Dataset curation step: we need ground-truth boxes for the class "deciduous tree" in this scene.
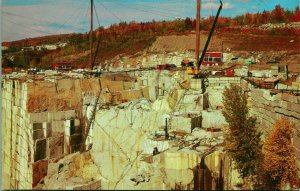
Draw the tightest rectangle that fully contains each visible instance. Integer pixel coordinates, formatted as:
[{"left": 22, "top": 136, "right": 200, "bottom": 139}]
[
  {"left": 263, "top": 118, "right": 299, "bottom": 189},
  {"left": 271, "top": 5, "right": 286, "bottom": 23},
  {"left": 243, "top": 12, "right": 253, "bottom": 25},
  {"left": 261, "top": 10, "right": 271, "bottom": 24},
  {"left": 290, "top": 6, "right": 300, "bottom": 22}
]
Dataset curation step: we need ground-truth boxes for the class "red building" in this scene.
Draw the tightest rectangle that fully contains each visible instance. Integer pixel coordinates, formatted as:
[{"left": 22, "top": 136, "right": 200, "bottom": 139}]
[
  {"left": 51, "top": 63, "right": 73, "bottom": 72},
  {"left": 2, "top": 67, "right": 13, "bottom": 74},
  {"left": 202, "top": 52, "right": 223, "bottom": 66}
]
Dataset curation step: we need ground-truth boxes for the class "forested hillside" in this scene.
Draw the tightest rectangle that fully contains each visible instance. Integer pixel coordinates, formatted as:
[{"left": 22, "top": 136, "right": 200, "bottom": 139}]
[{"left": 2, "top": 5, "right": 299, "bottom": 69}]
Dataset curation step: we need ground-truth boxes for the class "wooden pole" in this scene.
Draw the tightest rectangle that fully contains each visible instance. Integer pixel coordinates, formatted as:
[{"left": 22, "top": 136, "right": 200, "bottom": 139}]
[
  {"left": 195, "top": 0, "right": 201, "bottom": 68},
  {"left": 90, "top": 0, "right": 93, "bottom": 69}
]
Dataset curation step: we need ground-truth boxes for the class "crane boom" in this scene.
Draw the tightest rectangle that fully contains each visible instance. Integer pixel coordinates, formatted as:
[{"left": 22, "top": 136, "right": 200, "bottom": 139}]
[{"left": 197, "top": 0, "right": 223, "bottom": 72}]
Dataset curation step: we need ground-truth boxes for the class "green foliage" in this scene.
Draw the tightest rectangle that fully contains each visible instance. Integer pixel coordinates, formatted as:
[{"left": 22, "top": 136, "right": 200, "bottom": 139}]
[
  {"left": 222, "top": 84, "right": 262, "bottom": 179},
  {"left": 2, "top": 46, "right": 21, "bottom": 54},
  {"left": 173, "top": 19, "right": 186, "bottom": 32},
  {"left": 2, "top": 57, "right": 14, "bottom": 67},
  {"left": 68, "top": 34, "right": 85, "bottom": 45},
  {"left": 234, "top": 15, "right": 244, "bottom": 25}
]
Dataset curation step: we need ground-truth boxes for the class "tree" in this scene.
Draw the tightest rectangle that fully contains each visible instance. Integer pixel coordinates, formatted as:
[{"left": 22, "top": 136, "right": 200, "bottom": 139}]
[
  {"left": 271, "top": 5, "right": 286, "bottom": 23},
  {"left": 252, "top": 13, "right": 262, "bottom": 25},
  {"left": 290, "top": 6, "right": 300, "bottom": 22},
  {"left": 2, "top": 57, "right": 14, "bottom": 68},
  {"left": 184, "top": 17, "right": 193, "bottom": 30},
  {"left": 234, "top": 15, "right": 244, "bottom": 25},
  {"left": 222, "top": 84, "right": 262, "bottom": 180},
  {"left": 29, "top": 58, "right": 38, "bottom": 68},
  {"left": 14, "top": 52, "right": 30, "bottom": 69},
  {"left": 243, "top": 12, "right": 253, "bottom": 25},
  {"left": 263, "top": 118, "right": 299, "bottom": 189},
  {"left": 261, "top": 10, "right": 271, "bottom": 24},
  {"left": 284, "top": 9, "right": 294, "bottom": 23}
]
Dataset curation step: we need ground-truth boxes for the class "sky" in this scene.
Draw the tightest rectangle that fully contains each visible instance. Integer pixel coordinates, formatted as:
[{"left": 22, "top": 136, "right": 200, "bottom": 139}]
[{"left": 1, "top": 0, "right": 299, "bottom": 41}]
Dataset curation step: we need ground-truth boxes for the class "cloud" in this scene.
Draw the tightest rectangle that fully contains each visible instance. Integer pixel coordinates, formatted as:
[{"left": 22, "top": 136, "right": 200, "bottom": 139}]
[
  {"left": 235, "top": 9, "right": 248, "bottom": 15},
  {"left": 232, "top": 0, "right": 251, "bottom": 2},
  {"left": 202, "top": 2, "right": 234, "bottom": 10},
  {"left": 223, "top": 3, "right": 235, "bottom": 9},
  {"left": 251, "top": 5, "right": 258, "bottom": 10},
  {"left": 202, "top": 2, "right": 219, "bottom": 10},
  {"left": 2, "top": 0, "right": 49, "bottom": 6},
  {"left": 2, "top": 1, "right": 91, "bottom": 41}
]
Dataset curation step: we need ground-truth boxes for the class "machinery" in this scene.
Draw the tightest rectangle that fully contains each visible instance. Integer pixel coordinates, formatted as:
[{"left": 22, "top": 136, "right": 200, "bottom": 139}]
[
  {"left": 192, "top": 0, "right": 223, "bottom": 93},
  {"left": 194, "top": 0, "right": 223, "bottom": 77}
]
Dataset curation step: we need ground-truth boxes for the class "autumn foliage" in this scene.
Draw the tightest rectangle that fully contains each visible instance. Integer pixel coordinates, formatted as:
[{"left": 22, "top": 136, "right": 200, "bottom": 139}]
[
  {"left": 2, "top": 5, "right": 299, "bottom": 69},
  {"left": 231, "top": 5, "right": 300, "bottom": 26},
  {"left": 3, "top": 5, "right": 299, "bottom": 48},
  {"left": 263, "top": 118, "right": 299, "bottom": 189}
]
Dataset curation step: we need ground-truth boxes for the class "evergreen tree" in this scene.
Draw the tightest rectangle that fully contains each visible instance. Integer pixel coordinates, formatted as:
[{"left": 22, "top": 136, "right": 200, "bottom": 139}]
[
  {"left": 263, "top": 118, "right": 299, "bottom": 189},
  {"left": 2, "top": 57, "right": 14, "bottom": 68},
  {"left": 222, "top": 84, "right": 262, "bottom": 180}
]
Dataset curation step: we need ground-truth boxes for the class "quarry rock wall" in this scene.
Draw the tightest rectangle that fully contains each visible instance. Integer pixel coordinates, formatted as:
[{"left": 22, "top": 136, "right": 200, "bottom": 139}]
[
  {"left": 3, "top": 71, "right": 299, "bottom": 190},
  {"left": 201, "top": 110, "right": 227, "bottom": 129},
  {"left": 90, "top": 105, "right": 169, "bottom": 154},
  {"left": 89, "top": 100, "right": 204, "bottom": 189},
  {"left": 249, "top": 89, "right": 300, "bottom": 132},
  {"left": 140, "top": 52, "right": 194, "bottom": 67},
  {"left": 2, "top": 75, "right": 150, "bottom": 189},
  {"left": 2, "top": 80, "right": 33, "bottom": 189},
  {"left": 206, "top": 77, "right": 241, "bottom": 109},
  {"left": 249, "top": 89, "right": 300, "bottom": 169},
  {"left": 2, "top": 79, "right": 81, "bottom": 189}
]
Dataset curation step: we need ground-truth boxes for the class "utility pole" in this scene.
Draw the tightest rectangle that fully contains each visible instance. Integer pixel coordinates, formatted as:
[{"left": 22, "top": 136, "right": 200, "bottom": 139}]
[
  {"left": 221, "top": 41, "right": 223, "bottom": 62},
  {"left": 195, "top": 0, "right": 201, "bottom": 68},
  {"left": 90, "top": 0, "right": 93, "bottom": 70}
]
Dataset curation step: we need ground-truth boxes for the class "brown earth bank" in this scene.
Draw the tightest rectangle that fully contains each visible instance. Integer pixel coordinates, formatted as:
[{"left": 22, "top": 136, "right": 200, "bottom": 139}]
[
  {"left": 148, "top": 32, "right": 300, "bottom": 73},
  {"left": 58, "top": 31, "right": 300, "bottom": 66},
  {"left": 2, "top": 30, "right": 299, "bottom": 72},
  {"left": 150, "top": 32, "right": 300, "bottom": 52}
]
